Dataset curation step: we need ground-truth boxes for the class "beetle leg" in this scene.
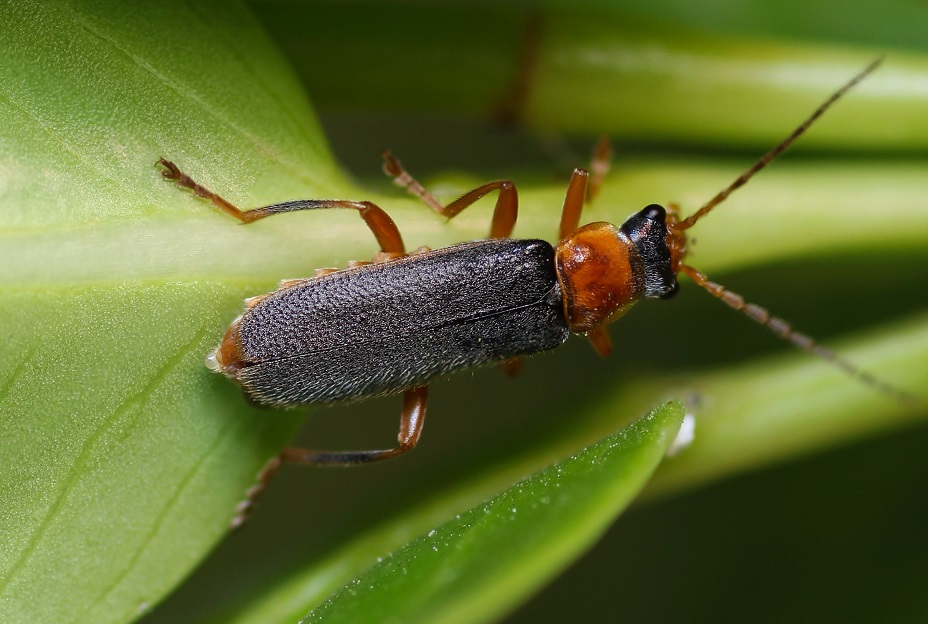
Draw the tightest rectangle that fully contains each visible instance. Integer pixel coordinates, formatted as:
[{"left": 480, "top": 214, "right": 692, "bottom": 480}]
[
  {"left": 498, "top": 357, "right": 524, "bottom": 377},
  {"left": 157, "top": 159, "right": 406, "bottom": 255},
  {"left": 381, "top": 151, "right": 518, "bottom": 239},
  {"left": 230, "top": 387, "right": 428, "bottom": 528},
  {"left": 262, "top": 199, "right": 406, "bottom": 255},
  {"left": 557, "top": 138, "right": 612, "bottom": 240},
  {"left": 283, "top": 386, "right": 428, "bottom": 466},
  {"left": 156, "top": 159, "right": 249, "bottom": 222},
  {"left": 586, "top": 136, "right": 613, "bottom": 204},
  {"left": 491, "top": 14, "right": 542, "bottom": 125},
  {"left": 585, "top": 327, "right": 613, "bottom": 357},
  {"left": 557, "top": 168, "right": 591, "bottom": 241}
]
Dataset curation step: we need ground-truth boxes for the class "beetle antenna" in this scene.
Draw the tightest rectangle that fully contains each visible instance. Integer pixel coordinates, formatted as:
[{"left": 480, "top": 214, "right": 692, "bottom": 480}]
[
  {"left": 680, "top": 264, "right": 919, "bottom": 405},
  {"left": 677, "top": 57, "right": 883, "bottom": 231}
]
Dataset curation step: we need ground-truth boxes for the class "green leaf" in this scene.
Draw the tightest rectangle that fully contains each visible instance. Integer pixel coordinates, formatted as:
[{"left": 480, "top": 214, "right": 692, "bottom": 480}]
[
  {"left": 0, "top": 2, "right": 337, "bottom": 622},
  {"left": 285, "top": 404, "right": 683, "bottom": 624}
]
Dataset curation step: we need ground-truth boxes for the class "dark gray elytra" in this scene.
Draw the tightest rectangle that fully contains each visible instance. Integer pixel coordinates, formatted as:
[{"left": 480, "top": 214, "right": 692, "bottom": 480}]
[{"left": 234, "top": 238, "right": 568, "bottom": 406}]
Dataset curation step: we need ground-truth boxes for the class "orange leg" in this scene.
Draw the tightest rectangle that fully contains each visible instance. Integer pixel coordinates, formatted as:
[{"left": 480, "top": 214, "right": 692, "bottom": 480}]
[
  {"left": 558, "top": 168, "right": 590, "bottom": 242},
  {"left": 382, "top": 152, "right": 518, "bottom": 239},
  {"left": 585, "top": 327, "right": 613, "bottom": 358},
  {"left": 498, "top": 357, "right": 524, "bottom": 376},
  {"left": 586, "top": 136, "right": 613, "bottom": 204},
  {"left": 556, "top": 168, "right": 615, "bottom": 356},
  {"left": 158, "top": 158, "right": 406, "bottom": 255},
  {"left": 231, "top": 386, "right": 429, "bottom": 528},
  {"left": 492, "top": 14, "right": 542, "bottom": 125}
]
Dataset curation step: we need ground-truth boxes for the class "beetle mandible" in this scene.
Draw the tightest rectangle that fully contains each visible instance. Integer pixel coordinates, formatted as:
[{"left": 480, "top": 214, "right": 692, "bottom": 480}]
[{"left": 159, "top": 59, "right": 902, "bottom": 525}]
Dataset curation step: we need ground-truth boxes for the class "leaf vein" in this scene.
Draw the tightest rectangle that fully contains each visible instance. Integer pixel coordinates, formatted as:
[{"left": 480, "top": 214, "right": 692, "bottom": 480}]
[{"left": 0, "top": 326, "right": 207, "bottom": 598}]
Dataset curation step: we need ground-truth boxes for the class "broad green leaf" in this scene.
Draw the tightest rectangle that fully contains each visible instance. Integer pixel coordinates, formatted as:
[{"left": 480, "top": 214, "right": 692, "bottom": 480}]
[{"left": 0, "top": 1, "right": 336, "bottom": 622}]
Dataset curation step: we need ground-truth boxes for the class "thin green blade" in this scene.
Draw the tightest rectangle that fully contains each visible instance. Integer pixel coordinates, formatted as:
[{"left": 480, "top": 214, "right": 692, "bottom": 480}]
[{"left": 303, "top": 403, "right": 684, "bottom": 624}]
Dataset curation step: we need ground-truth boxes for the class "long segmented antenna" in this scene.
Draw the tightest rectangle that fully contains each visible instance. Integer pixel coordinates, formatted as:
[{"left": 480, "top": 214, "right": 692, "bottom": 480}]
[
  {"left": 677, "top": 57, "right": 883, "bottom": 231},
  {"left": 670, "top": 58, "right": 918, "bottom": 406},
  {"left": 680, "top": 265, "right": 919, "bottom": 405}
]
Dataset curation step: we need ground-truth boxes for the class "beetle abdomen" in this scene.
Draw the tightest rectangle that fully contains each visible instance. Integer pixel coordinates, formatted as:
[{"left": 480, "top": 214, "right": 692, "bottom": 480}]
[{"left": 232, "top": 239, "right": 567, "bottom": 406}]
